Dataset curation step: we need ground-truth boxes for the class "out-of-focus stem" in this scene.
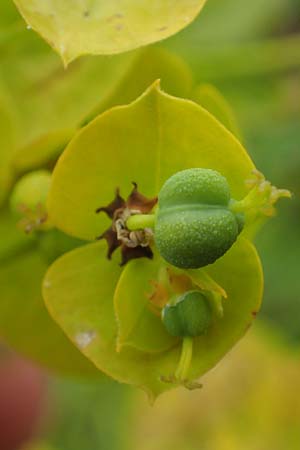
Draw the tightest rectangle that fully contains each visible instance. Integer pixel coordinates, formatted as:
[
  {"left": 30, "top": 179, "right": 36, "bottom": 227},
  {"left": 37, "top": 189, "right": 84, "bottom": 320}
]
[{"left": 175, "top": 337, "right": 193, "bottom": 381}]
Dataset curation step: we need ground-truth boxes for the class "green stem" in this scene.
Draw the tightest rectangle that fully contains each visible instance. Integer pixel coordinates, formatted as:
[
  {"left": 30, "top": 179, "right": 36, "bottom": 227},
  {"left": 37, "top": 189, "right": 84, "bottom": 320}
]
[
  {"left": 230, "top": 189, "right": 258, "bottom": 214},
  {"left": 126, "top": 214, "right": 155, "bottom": 231},
  {"left": 175, "top": 337, "right": 193, "bottom": 381}
]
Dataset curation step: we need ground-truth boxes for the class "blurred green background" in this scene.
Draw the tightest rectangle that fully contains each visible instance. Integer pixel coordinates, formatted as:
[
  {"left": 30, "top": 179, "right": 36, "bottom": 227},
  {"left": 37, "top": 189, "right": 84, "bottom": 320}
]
[{"left": 1, "top": 0, "right": 300, "bottom": 449}]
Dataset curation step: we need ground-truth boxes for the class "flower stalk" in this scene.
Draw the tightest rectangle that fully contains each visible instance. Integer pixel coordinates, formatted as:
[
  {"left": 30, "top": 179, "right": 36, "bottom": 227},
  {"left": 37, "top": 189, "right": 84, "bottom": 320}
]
[
  {"left": 126, "top": 213, "right": 156, "bottom": 231},
  {"left": 175, "top": 336, "right": 194, "bottom": 381}
]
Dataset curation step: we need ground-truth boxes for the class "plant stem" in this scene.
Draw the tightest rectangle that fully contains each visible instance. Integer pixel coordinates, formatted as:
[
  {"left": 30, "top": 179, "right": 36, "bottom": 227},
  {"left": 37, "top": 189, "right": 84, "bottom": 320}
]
[
  {"left": 126, "top": 214, "right": 155, "bottom": 231},
  {"left": 175, "top": 337, "right": 193, "bottom": 381},
  {"left": 230, "top": 189, "right": 259, "bottom": 214}
]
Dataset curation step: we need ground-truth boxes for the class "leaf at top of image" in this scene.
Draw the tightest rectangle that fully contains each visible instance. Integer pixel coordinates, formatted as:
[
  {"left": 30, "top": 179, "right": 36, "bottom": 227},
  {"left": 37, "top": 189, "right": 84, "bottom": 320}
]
[{"left": 13, "top": 0, "right": 207, "bottom": 65}]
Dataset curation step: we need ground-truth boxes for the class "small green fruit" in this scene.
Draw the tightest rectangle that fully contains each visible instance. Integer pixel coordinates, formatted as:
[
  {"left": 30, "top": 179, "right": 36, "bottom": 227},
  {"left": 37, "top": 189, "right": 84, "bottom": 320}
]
[
  {"left": 155, "top": 168, "right": 243, "bottom": 268},
  {"left": 162, "top": 290, "right": 212, "bottom": 337},
  {"left": 10, "top": 170, "right": 51, "bottom": 215}
]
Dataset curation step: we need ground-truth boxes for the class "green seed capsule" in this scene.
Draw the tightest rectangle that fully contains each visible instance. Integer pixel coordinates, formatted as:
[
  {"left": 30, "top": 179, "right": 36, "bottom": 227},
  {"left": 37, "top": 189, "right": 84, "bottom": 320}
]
[
  {"left": 162, "top": 290, "right": 212, "bottom": 337},
  {"left": 155, "top": 168, "right": 243, "bottom": 269},
  {"left": 10, "top": 170, "right": 51, "bottom": 215}
]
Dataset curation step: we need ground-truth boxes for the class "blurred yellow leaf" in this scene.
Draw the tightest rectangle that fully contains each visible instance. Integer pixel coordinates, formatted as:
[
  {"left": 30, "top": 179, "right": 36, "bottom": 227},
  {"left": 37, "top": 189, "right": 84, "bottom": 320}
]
[{"left": 13, "top": 0, "right": 207, "bottom": 65}]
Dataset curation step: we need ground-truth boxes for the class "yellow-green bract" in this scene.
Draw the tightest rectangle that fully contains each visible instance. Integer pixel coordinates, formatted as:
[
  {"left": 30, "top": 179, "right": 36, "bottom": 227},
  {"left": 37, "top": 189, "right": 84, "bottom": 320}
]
[{"left": 43, "top": 82, "right": 263, "bottom": 399}]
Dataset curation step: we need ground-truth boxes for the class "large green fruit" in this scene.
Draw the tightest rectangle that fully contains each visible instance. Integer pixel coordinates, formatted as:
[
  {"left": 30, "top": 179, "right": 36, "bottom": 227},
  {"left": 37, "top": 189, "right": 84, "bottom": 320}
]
[{"left": 155, "top": 168, "right": 244, "bottom": 268}]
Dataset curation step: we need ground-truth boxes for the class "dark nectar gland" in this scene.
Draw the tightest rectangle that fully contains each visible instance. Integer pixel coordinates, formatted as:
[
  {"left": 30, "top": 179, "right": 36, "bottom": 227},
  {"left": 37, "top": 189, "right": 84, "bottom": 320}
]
[{"left": 95, "top": 183, "right": 157, "bottom": 266}]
